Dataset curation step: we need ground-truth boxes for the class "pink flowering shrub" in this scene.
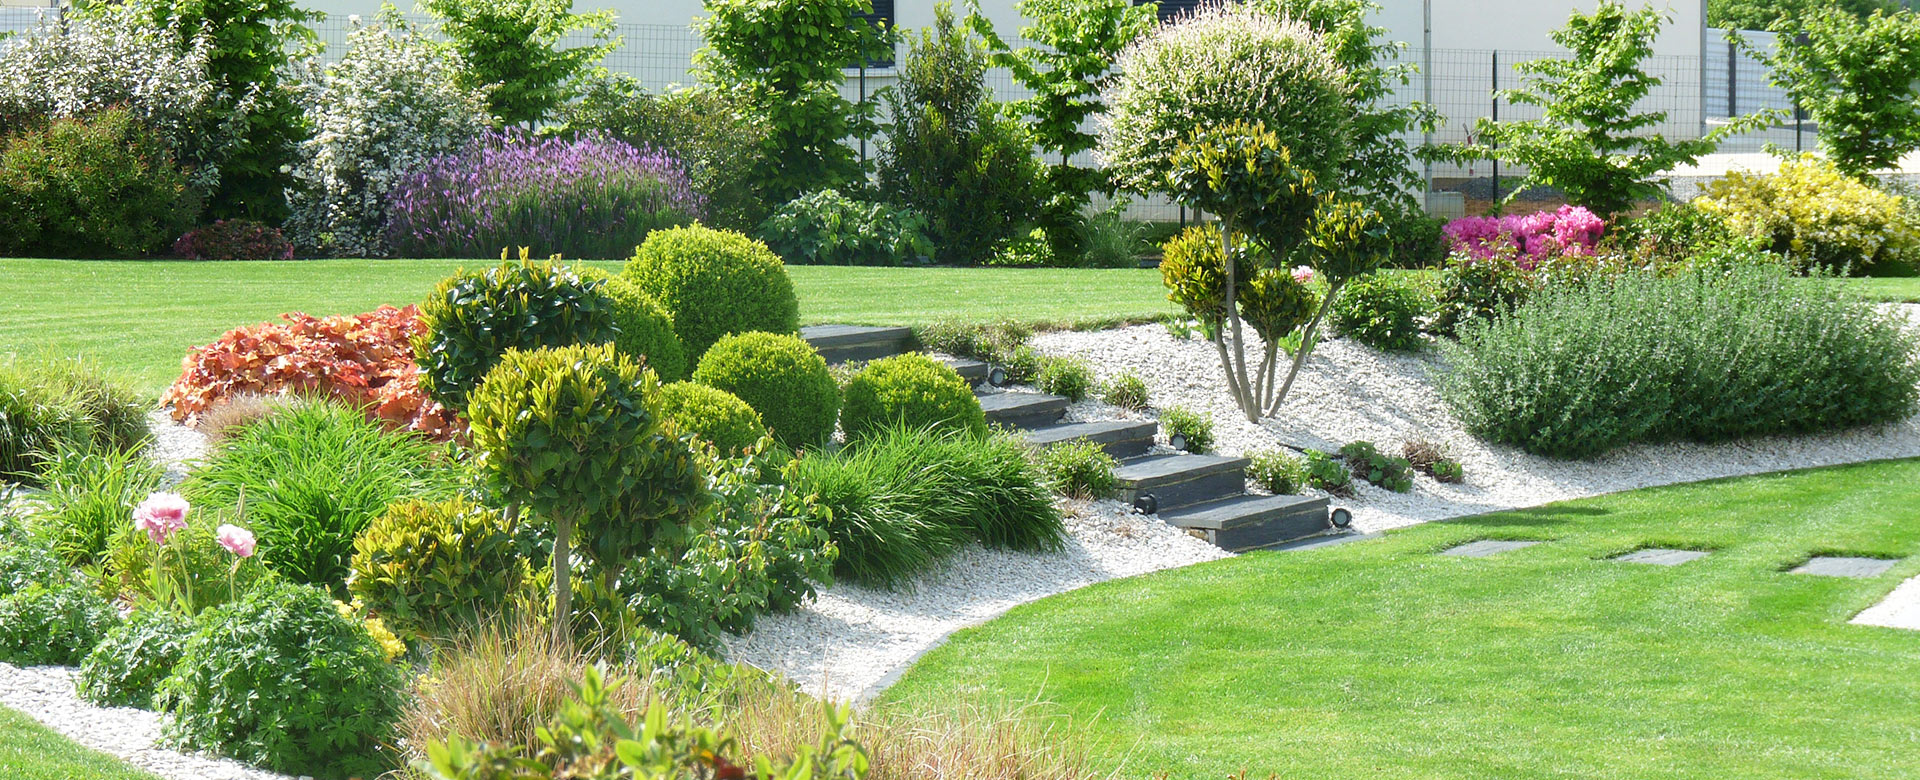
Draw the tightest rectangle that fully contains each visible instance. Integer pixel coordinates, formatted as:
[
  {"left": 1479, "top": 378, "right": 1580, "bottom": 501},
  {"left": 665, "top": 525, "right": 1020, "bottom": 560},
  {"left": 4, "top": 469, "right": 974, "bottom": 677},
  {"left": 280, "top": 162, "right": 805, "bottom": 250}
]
[{"left": 1443, "top": 205, "right": 1606, "bottom": 268}]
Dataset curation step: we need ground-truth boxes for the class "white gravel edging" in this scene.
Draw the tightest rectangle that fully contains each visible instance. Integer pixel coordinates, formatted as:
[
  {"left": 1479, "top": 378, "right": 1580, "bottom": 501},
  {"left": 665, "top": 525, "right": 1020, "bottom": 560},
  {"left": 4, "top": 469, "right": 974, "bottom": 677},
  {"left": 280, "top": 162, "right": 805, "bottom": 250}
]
[
  {"left": 0, "top": 663, "right": 298, "bottom": 780},
  {"left": 724, "top": 499, "right": 1227, "bottom": 703}
]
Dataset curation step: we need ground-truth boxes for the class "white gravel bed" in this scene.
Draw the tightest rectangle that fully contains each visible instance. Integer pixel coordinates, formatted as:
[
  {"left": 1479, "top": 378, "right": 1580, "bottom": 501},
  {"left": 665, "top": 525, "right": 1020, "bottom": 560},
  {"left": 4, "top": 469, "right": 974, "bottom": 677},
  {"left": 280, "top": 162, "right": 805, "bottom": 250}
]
[
  {"left": 1853, "top": 575, "right": 1920, "bottom": 631},
  {"left": 1031, "top": 309, "right": 1920, "bottom": 534},
  {"left": 724, "top": 498, "right": 1227, "bottom": 703},
  {"left": 144, "top": 409, "right": 208, "bottom": 488},
  {"left": 0, "top": 663, "right": 297, "bottom": 780}
]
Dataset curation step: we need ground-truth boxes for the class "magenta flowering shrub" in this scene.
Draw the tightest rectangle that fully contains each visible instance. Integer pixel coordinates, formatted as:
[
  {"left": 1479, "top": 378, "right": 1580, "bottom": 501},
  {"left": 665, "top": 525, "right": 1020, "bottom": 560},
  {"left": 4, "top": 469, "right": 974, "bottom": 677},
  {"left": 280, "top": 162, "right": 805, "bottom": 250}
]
[
  {"left": 1443, "top": 205, "right": 1606, "bottom": 267},
  {"left": 385, "top": 131, "right": 703, "bottom": 259},
  {"left": 172, "top": 219, "right": 295, "bottom": 260}
]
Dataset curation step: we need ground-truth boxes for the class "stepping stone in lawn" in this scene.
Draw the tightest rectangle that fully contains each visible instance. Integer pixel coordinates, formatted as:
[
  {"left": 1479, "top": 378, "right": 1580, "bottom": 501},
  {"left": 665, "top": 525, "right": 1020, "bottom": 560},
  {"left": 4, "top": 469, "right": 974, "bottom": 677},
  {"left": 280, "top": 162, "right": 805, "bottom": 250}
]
[
  {"left": 1439, "top": 540, "right": 1541, "bottom": 558},
  {"left": 1613, "top": 548, "right": 1711, "bottom": 566},
  {"left": 1853, "top": 575, "right": 1920, "bottom": 630},
  {"left": 1792, "top": 556, "right": 1900, "bottom": 578}
]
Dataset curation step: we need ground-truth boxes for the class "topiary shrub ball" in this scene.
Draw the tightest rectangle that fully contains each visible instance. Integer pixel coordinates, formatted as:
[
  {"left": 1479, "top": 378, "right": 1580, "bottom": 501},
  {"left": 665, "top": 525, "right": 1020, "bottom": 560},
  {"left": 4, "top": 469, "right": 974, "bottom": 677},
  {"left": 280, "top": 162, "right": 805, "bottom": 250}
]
[
  {"left": 347, "top": 497, "right": 527, "bottom": 640},
  {"left": 658, "top": 381, "right": 768, "bottom": 455},
  {"left": 839, "top": 353, "right": 986, "bottom": 442},
  {"left": 576, "top": 266, "right": 690, "bottom": 382},
  {"left": 156, "top": 581, "right": 407, "bottom": 780},
  {"left": 1101, "top": 4, "right": 1349, "bottom": 194},
  {"left": 623, "top": 225, "right": 799, "bottom": 363},
  {"left": 414, "top": 259, "right": 618, "bottom": 411},
  {"left": 691, "top": 332, "right": 839, "bottom": 450}
]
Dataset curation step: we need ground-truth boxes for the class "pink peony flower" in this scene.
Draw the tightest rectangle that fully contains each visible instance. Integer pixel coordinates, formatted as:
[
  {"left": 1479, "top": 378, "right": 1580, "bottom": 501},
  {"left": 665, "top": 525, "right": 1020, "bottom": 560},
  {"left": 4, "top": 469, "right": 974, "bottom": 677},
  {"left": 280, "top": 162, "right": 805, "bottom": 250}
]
[
  {"left": 216, "top": 524, "right": 256, "bottom": 558},
  {"left": 1291, "top": 265, "right": 1315, "bottom": 284},
  {"left": 133, "top": 493, "right": 190, "bottom": 545}
]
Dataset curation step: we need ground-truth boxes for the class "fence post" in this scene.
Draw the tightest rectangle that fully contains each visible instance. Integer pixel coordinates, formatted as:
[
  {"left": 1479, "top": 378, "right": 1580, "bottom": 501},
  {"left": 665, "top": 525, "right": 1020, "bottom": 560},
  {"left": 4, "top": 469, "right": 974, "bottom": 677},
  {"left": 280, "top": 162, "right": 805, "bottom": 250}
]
[
  {"left": 1726, "top": 39, "right": 1737, "bottom": 117},
  {"left": 1490, "top": 50, "right": 1500, "bottom": 208}
]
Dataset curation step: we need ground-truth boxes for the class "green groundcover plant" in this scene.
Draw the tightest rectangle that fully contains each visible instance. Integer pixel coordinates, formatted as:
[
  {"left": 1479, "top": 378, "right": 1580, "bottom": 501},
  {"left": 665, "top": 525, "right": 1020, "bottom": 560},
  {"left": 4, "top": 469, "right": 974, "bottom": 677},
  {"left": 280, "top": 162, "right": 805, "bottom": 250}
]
[{"left": 1442, "top": 265, "right": 1920, "bottom": 458}]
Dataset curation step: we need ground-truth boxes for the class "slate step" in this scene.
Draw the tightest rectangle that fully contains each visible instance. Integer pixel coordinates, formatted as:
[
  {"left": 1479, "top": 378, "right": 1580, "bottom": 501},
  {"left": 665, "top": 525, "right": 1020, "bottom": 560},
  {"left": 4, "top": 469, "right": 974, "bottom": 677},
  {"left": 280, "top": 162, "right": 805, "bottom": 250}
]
[
  {"left": 944, "top": 357, "right": 989, "bottom": 385},
  {"left": 800, "top": 324, "right": 914, "bottom": 365},
  {"left": 1021, "top": 419, "right": 1158, "bottom": 459},
  {"left": 1115, "top": 453, "right": 1249, "bottom": 513},
  {"left": 1159, "top": 494, "right": 1331, "bottom": 552},
  {"left": 980, "top": 392, "right": 1069, "bottom": 430}
]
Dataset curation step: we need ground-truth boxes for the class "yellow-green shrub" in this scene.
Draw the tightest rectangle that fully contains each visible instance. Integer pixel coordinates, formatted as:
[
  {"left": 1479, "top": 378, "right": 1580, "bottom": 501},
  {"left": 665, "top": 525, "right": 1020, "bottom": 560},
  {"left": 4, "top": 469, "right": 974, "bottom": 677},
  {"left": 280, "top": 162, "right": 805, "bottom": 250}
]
[
  {"left": 576, "top": 267, "right": 688, "bottom": 382},
  {"left": 623, "top": 225, "right": 799, "bottom": 363},
  {"left": 657, "top": 381, "right": 767, "bottom": 455},
  {"left": 691, "top": 332, "right": 839, "bottom": 450},
  {"left": 347, "top": 497, "right": 527, "bottom": 640},
  {"left": 839, "top": 353, "right": 985, "bottom": 441},
  {"left": 1695, "top": 155, "right": 1919, "bottom": 275}
]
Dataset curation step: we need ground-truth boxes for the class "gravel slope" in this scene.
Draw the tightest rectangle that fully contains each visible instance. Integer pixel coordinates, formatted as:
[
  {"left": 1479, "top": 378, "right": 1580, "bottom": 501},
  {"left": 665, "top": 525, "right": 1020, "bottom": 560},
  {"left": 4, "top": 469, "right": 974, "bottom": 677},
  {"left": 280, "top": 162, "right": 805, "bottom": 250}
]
[{"left": 1030, "top": 309, "right": 1920, "bottom": 533}]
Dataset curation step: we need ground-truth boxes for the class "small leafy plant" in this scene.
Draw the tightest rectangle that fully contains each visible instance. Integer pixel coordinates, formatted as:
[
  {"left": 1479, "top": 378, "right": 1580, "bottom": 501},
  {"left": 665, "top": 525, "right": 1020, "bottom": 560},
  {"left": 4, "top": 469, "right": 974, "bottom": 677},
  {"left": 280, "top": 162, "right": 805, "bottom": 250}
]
[
  {"left": 77, "top": 609, "right": 193, "bottom": 709},
  {"left": 1303, "top": 448, "right": 1355, "bottom": 497},
  {"left": 1332, "top": 272, "right": 1431, "bottom": 352},
  {"left": 1402, "top": 439, "right": 1465, "bottom": 484},
  {"left": 1035, "top": 440, "right": 1119, "bottom": 499},
  {"left": 158, "top": 581, "right": 407, "bottom": 780},
  {"left": 1160, "top": 406, "right": 1215, "bottom": 454},
  {"left": 1247, "top": 449, "right": 1306, "bottom": 495},
  {"left": 1102, "top": 370, "right": 1151, "bottom": 411},
  {"left": 1035, "top": 356, "right": 1096, "bottom": 401},
  {"left": 1339, "top": 440, "right": 1414, "bottom": 493}
]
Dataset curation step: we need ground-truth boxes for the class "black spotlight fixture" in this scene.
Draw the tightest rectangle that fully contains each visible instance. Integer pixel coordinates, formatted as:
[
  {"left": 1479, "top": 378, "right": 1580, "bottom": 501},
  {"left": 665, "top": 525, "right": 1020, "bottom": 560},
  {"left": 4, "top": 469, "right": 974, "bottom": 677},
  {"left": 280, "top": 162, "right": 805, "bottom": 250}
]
[
  {"left": 1329, "top": 507, "right": 1354, "bottom": 530},
  {"left": 1169, "top": 432, "right": 1190, "bottom": 452},
  {"left": 1133, "top": 492, "right": 1159, "bottom": 515},
  {"left": 987, "top": 366, "right": 1009, "bottom": 387}
]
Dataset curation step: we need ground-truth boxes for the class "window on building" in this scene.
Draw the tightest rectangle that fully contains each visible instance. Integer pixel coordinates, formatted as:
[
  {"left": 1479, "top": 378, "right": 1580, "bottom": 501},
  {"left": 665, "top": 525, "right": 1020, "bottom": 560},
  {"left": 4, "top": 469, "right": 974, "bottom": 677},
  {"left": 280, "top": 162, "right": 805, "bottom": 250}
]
[
  {"left": 1143, "top": 0, "right": 1205, "bottom": 22},
  {"left": 854, "top": 0, "right": 897, "bottom": 68}
]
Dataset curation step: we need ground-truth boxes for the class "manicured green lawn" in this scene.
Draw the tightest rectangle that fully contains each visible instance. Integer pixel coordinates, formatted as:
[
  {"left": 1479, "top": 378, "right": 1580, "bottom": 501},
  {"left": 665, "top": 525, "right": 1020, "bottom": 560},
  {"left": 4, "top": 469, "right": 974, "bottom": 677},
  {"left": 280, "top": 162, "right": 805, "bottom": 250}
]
[
  {"left": 882, "top": 459, "right": 1920, "bottom": 779},
  {"left": 1850, "top": 276, "right": 1920, "bottom": 303},
  {"left": 0, "top": 706, "right": 159, "bottom": 780},
  {"left": 1, "top": 259, "right": 1175, "bottom": 396}
]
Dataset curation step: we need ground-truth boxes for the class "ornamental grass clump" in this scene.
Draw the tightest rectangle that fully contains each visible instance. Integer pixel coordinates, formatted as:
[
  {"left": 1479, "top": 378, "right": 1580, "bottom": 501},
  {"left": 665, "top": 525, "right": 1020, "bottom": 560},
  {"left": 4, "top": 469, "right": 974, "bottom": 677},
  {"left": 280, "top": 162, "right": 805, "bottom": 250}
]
[
  {"left": 1442, "top": 265, "right": 1920, "bottom": 459},
  {"left": 183, "top": 401, "right": 459, "bottom": 589},
  {"left": 791, "top": 425, "right": 1060, "bottom": 589},
  {"left": 386, "top": 131, "right": 703, "bottom": 259}
]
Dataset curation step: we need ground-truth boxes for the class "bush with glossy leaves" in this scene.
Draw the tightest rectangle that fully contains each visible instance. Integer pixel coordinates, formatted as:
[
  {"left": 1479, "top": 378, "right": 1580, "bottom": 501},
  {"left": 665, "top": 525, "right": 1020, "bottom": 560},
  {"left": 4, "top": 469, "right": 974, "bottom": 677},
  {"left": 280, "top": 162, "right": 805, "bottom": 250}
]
[
  {"left": 415, "top": 259, "right": 619, "bottom": 411},
  {"left": 347, "top": 497, "right": 527, "bottom": 640}
]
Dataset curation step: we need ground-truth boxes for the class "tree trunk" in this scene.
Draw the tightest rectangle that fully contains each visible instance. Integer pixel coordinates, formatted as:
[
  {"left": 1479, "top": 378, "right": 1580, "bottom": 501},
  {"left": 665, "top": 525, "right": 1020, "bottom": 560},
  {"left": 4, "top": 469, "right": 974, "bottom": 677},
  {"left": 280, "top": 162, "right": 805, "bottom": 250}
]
[{"left": 1265, "top": 278, "right": 1345, "bottom": 418}]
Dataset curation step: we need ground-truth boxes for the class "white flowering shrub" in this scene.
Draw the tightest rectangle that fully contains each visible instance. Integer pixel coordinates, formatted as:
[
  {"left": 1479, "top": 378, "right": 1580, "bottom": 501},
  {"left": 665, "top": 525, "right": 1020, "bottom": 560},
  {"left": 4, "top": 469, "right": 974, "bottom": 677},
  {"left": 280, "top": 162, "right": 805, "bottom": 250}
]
[
  {"left": 0, "top": 6, "right": 240, "bottom": 196},
  {"left": 284, "top": 9, "right": 493, "bottom": 257},
  {"left": 1099, "top": 4, "right": 1349, "bottom": 193}
]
